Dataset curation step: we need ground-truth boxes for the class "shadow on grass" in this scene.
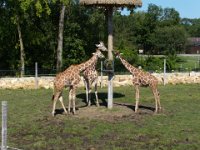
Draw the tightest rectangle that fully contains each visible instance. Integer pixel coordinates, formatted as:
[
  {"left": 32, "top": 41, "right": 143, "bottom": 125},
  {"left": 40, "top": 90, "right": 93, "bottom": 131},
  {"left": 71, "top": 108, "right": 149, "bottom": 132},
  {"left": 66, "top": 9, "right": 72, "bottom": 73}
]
[
  {"left": 76, "top": 92, "right": 125, "bottom": 107},
  {"left": 114, "top": 102, "right": 155, "bottom": 112},
  {"left": 54, "top": 92, "right": 125, "bottom": 116}
]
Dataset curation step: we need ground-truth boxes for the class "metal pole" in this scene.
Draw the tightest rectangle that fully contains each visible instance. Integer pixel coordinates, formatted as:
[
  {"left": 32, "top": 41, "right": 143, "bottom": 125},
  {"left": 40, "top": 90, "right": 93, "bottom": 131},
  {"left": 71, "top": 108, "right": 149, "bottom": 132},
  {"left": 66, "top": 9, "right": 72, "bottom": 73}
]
[
  {"left": 35, "top": 62, "right": 38, "bottom": 89},
  {"left": 108, "top": 61, "right": 114, "bottom": 109},
  {"left": 1, "top": 101, "right": 7, "bottom": 150},
  {"left": 107, "top": 73, "right": 113, "bottom": 109},
  {"left": 163, "top": 59, "right": 166, "bottom": 85},
  {"left": 107, "top": 7, "right": 114, "bottom": 109}
]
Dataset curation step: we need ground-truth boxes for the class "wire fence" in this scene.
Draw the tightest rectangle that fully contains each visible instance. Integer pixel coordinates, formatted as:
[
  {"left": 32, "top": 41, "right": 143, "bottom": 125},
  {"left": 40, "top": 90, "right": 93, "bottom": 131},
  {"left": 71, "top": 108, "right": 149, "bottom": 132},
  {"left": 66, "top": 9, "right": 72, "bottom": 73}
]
[
  {"left": 0, "top": 57, "right": 200, "bottom": 77},
  {"left": 0, "top": 68, "right": 57, "bottom": 77}
]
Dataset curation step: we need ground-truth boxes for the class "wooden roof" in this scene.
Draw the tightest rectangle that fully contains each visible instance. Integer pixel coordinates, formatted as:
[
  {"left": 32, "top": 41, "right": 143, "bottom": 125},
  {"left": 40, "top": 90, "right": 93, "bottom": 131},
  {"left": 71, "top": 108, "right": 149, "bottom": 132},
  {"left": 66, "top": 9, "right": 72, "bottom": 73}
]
[{"left": 79, "top": 0, "right": 142, "bottom": 7}]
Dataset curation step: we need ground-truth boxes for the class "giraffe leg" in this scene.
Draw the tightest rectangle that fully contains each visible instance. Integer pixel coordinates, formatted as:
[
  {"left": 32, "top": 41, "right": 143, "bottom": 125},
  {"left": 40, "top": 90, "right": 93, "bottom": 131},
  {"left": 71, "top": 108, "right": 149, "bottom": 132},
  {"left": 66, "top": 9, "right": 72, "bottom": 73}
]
[
  {"left": 84, "top": 80, "right": 89, "bottom": 105},
  {"left": 135, "top": 85, "right": 140, "bottom": 113},
  {"left": 88, "top": 84, "right": 91, "bottom": 106},
  {"left": 58, "top": 96, "right": 67, "bottom": 115},
  {"left": 151, "top": 86, "right": 158, "bottom": 113},
  {"left": 94, "top": 81, "right": 99, "bottom": 107},
  {"left": 68, "top": 88, "right": 72, "bottom": 114},
  {"left": 156, "top": 89, "right": 162, "bottom": 112},
  {"left": 52, "top": 92, "right": 61, "bottom": 117},
  {"left": 72, "top": 87, "right": 77, "bottom": 115}
]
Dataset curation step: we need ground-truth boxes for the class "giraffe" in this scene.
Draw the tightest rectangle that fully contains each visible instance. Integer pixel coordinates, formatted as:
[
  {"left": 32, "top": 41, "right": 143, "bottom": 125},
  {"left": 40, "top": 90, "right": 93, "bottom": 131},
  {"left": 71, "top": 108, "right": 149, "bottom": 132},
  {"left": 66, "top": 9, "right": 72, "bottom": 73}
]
[
  {"left": 51, "top": 44, "right": 106, "bottom": 116},
  {"left": 83, "top": 63, "right": 100, "bottom": 106},
  {"left": 114, "top": 51, "right": 161, "bottom": 113},
  {"left": 83, "top": 41, "right": 107, "bottom": 107}
]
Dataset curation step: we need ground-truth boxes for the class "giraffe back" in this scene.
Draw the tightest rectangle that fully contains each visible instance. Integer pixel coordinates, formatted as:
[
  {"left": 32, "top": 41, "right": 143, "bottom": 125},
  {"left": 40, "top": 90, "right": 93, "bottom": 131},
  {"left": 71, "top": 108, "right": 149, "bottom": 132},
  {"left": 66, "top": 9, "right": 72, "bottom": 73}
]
[
  {"left": 132, "top": 69, "right": 158, "bottom": 87},
  {"left": 54, "top": 65, "right": 81, "bottom": 91}
]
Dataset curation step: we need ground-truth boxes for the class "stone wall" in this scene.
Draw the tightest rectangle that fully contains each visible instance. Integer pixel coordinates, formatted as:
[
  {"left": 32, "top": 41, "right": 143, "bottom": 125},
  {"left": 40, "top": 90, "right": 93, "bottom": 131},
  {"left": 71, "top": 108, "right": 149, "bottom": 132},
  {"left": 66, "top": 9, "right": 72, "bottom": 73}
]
[{"left": 0, "top": 72, "right": 200, "bottom": 89}]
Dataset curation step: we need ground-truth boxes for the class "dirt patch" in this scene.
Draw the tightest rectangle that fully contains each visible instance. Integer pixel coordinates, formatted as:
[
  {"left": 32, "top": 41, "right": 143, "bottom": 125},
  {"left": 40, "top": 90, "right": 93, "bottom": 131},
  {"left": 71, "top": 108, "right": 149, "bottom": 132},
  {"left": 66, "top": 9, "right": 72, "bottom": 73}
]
[{"left": 73, "top": 102, "right": 155, "bottom": 122}]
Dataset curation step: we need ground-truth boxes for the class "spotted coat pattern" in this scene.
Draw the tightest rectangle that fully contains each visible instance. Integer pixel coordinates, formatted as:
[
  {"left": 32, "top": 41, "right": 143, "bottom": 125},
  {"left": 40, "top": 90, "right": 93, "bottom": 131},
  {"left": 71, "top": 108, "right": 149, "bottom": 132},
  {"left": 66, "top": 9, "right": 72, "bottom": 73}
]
[
  {"left": 115, "top": 52, "right": 161, "bottom": 113},
  {"left": 51, "top": 49, "right": 104, "bottom": 116}
]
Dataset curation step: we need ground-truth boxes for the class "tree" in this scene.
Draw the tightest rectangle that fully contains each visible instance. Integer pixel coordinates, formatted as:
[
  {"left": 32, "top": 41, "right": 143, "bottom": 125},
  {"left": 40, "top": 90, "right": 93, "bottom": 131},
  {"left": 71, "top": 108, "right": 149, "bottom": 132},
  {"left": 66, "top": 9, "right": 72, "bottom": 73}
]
[
  {"left": 56, "top": 3, "right": 66, "bottom": 72},
  {"left": 154, "top": 26, "right": 187, "bottom": 54},
  {"left": 6, "top": 0, "right": 27, "bottom": 76},
  {"left": 161, "top": 7, "right": 180, "bottom": 26},
  {"left": 181, "top": 18, "right": 200, "bottom": 37},
  {"left": 139, "top": 4, "right": 163, "bottom": 54}
]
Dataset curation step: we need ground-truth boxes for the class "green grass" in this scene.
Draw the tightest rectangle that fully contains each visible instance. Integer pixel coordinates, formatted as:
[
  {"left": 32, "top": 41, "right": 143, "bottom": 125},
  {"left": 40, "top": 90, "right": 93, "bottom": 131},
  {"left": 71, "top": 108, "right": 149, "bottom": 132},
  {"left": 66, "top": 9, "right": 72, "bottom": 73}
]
[
  {"left": 177, "top": 56, "right": 200, "bottom": 71},
  {"left": 0, "top": 84, "right": 200, "bottom": 149}
]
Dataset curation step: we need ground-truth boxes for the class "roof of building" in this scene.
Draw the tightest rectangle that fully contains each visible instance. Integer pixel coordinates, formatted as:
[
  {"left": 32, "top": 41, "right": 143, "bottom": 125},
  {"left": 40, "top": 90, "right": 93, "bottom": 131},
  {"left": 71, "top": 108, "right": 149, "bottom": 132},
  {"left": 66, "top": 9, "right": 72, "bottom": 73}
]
[
  {"left": 188, "top": 37, "right": 200, "bottom": 46},
  {"left": 79, "top": 0, "right": 142, "bottom": 7}
]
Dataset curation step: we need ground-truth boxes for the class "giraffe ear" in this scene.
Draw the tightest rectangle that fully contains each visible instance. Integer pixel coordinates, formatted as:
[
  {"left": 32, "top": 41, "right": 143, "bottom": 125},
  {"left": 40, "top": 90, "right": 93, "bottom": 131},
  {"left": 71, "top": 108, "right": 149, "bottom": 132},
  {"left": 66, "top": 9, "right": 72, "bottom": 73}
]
[
  {"left": 96, "top": 41, "right": 107, "bottom": 51},
  {"left": 95, "top": 42, "right": 102, "bottom": 47}
]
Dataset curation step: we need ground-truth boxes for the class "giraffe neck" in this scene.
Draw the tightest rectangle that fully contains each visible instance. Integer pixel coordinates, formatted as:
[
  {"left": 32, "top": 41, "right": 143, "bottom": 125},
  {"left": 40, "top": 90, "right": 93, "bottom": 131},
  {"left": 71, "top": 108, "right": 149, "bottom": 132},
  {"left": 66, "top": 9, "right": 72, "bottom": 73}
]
[
  {"left": 119, "top": 56, "right": 138, "bottom": 74},
  {"left": 78, "top": 55, "right": 97, "bottom": 72}
]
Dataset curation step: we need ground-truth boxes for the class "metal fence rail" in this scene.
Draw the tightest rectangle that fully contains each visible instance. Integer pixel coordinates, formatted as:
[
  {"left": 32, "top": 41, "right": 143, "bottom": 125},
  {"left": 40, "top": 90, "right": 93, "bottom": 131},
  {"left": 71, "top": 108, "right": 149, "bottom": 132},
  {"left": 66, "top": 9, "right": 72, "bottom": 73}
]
[{"left": 0, "top": 58, "right": 200, "bottom": 77}]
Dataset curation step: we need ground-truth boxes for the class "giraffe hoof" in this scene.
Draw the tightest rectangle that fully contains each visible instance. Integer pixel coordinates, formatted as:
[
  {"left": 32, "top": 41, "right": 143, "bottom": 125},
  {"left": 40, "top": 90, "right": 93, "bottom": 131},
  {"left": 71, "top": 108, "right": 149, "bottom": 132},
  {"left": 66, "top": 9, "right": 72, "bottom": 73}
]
[
  {"left": 159, "top": 107, "right": 163, "bottom": 112},
  {"left": 73, "top": 112, "right": 77, "bottom": 115},
  {"left": 96, "top": 103, "right": 100, "bottom": 107},
  {"left": 52, "top": 112, "right": 55, "bottom": 117},
  {"left": 63, "top": 111, "right": 68, "bottom": 115},
  {"left": 153, "top": 110, "right": 158, "bottom": 114},
  {"left": 134, "top": 109, "right": 138, "bottom": 113}
]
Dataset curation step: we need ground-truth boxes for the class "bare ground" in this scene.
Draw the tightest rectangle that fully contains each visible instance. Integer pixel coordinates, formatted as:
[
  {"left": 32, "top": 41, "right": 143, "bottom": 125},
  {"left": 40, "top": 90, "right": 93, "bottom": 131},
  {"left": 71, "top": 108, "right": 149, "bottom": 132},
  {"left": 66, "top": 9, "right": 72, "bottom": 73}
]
[{"left": 54, "top": 102, "right": 157, "bottom": 122}]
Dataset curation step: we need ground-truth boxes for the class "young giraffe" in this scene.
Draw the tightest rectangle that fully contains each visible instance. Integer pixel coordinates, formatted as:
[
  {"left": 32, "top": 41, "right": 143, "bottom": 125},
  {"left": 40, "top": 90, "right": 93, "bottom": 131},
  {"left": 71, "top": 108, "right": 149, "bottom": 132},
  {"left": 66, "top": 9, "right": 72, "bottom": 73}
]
[
  {"left": 114, "top": 51, "right": 161, "bottom": 113},
  {"left": 83, "top": 42, "right": 107, "bottom": 106},
  {"left": 83, "top": 65, "right": 99, "bottom": 106},
  {"left": 52, "top": 45, "right": 106, "bottom": 116}
]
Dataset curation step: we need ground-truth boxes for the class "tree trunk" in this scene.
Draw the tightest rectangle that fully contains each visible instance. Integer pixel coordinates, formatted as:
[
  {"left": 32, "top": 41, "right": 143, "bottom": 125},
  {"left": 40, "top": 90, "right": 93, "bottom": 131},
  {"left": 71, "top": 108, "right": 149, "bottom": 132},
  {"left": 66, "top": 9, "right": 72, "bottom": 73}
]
[
  {"left": 56, "top": 4, "right": 66, "bottom": 72},
  {"left": 17, "top": 16, "right": 25, "bottom": 77}
]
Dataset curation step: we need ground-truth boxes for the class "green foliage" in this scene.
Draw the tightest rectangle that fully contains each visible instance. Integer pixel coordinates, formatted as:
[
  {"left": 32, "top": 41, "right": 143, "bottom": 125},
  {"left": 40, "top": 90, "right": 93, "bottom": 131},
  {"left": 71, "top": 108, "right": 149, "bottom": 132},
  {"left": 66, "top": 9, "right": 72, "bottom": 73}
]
[
  {"left": 181, "top": 18, "right": 200, "bottom": 37},
  {"left": 0, "top": 1, "right": 200, "bottom": 73},
  {"left": 165, "top": 54, "right": 180, "bottom": 71},
  {"left": 114, "top": 46, "right": 139, "bottom": 73},
  {"left": 154, "top": 26, "right": 187, "bottom": 54},
  {"left": 143, "top": 56, "right": 163, "bottom": 72},
  {"left": 63, "top": 38, "right": 85, "bottom": 66}
]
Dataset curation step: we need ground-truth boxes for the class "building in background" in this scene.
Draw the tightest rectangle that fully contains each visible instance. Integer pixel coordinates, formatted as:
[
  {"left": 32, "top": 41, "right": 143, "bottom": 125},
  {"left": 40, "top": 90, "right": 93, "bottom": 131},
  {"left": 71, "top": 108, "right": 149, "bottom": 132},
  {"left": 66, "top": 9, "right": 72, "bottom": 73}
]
[{"left": 186, "top": 37, "right": 200, "bottom": 54}]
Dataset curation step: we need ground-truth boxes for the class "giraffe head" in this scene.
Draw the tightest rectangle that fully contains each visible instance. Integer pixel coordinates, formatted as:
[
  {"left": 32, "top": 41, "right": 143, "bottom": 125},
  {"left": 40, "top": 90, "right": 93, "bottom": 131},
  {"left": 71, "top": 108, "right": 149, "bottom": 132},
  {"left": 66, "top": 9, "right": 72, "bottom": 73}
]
[
  {"left": 113, "top": 50, "right": 123, "bottom": 59},
  {"left": 93, "top": 49, "right": 105, "bottom": 59},
  {"left": 95, "top": 41, "right": 107, "bottom": 51}
]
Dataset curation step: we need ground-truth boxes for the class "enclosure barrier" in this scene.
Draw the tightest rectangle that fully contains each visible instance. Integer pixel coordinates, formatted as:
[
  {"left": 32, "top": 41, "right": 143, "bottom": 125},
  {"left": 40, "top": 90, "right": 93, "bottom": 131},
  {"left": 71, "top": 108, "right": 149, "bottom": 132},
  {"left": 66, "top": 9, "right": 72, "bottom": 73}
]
[
  {"left": 1, "top": 102, "right": 22, "bottom": 150},
  {"left": 1, "top": 101, "right": 7, "bottom": 150}
]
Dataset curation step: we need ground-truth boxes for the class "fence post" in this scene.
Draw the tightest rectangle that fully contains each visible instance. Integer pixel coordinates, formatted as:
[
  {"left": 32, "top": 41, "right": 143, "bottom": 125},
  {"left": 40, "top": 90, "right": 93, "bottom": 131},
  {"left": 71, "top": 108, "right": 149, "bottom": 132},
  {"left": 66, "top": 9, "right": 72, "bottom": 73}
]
[
  {"left": 35, "top": 62, "right": 38, "bottom": 89},
  {"left": 1, "top": 101, "right": 7, "bottom": 150},
  {"left": 163, "top": 59, "right": 166, "bottom": 85}
]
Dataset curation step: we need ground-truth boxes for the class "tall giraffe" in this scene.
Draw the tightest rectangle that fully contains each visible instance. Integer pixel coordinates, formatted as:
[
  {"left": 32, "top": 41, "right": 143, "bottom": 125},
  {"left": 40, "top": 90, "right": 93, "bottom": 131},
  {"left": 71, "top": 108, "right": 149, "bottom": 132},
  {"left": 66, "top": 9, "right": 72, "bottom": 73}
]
[
  {"left": 83, "top": 42, "right": 107, "bottom": 106},
  {"left": 52, "top": 45, "right": 106, "bottom": 116},
  {"left": 114, "top": 51, "right": 161, "bottom": 113}
]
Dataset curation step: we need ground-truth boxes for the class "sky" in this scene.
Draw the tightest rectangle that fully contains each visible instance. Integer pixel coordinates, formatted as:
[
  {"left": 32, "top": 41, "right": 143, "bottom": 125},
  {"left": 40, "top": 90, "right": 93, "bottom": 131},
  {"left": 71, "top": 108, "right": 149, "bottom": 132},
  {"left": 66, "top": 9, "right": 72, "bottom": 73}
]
[{"left": 121, "top": 0, "right": 200, "bottom": 19}]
